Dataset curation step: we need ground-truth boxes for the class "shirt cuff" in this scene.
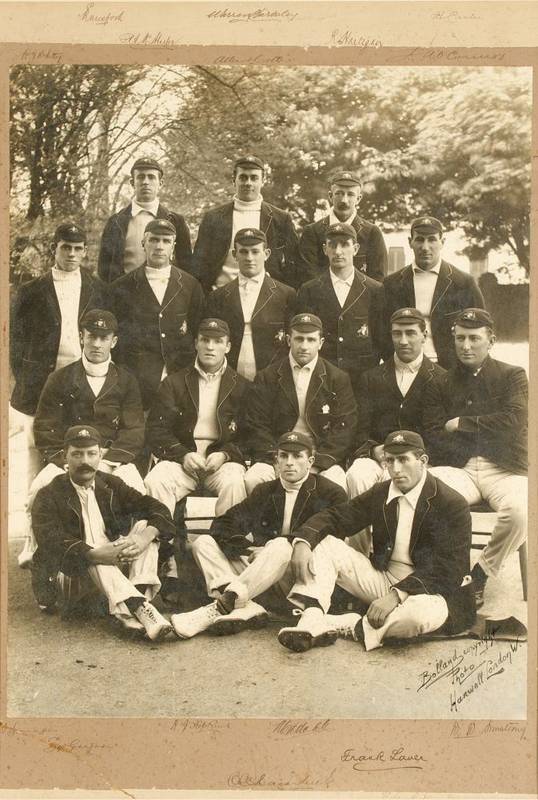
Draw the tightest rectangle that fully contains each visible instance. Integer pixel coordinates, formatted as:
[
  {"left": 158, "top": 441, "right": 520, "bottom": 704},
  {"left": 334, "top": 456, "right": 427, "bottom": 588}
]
[
  {"left": 391, "top": 587, "right": 409, "bottom": 604},
  {"left": 292, "top": 538, "right": 311, "bottom": 548}
]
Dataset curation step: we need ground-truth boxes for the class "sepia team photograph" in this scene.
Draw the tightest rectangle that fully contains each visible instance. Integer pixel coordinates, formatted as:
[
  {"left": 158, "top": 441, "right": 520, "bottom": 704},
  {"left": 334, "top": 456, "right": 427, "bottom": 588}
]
[{"left": 6, "top": 62, "right": 530, "bottom": 721}]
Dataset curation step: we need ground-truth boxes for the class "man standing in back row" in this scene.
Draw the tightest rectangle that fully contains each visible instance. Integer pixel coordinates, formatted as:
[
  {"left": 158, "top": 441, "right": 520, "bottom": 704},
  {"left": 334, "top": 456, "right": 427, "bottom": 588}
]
[
  {"left": 192, "top": 154, "right": 299, "bottom": 292},
  {"left": 298, "top": 169, "right": 388, "bottom": 284},
  {"left": 98, "top": 157, "right": 193, "bottom": 283},
  {"left": 382, "top": 216, "right": 485, "bottom": 369}
]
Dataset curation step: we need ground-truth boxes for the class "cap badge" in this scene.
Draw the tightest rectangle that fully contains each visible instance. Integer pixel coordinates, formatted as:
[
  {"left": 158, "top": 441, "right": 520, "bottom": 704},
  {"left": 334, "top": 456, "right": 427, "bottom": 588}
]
[
  {"left": 95, "top": 318, "right": 106, "bottom": 328},
  {"left": 344, "top": 173, "right": 351, "bottom": 179},
  {"left": 245, "top": 229, "right": 253, "bottom": 236},
  {"left": 288, "top": 434, "right": 298, "bottom": 441},
  {"left": 79, "top": 429, "right": 90, "bottom": 438},
  {"left": 301, "top": 315, "right": 311, "bottom": 323},
  {"left": 208, "top": 321, "right": 218, "bottom": 328},
  {"left": 465, "top": 310, "right": 476, "bottom": 320},
  {"left": 402, "top": 309, "right": 411, "bottom": 315},
  {"left": 393, "top": 434, "right": 404, "bottom": 443},
  {"left": 423, "top": 218, "right": 431, "bottom": 225}
]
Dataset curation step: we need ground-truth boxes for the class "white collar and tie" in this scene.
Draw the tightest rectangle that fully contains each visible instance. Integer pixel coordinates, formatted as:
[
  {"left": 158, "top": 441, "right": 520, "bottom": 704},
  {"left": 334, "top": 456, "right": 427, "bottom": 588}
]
[
  {"left": 329, "top": 209, "right": 357, "bottom": 226},
  {"left": 194, "top": 357, "right": 227, "bottom": 383},
  {"left": 329, "top": 268, "right": 354, "bottom": 307}
]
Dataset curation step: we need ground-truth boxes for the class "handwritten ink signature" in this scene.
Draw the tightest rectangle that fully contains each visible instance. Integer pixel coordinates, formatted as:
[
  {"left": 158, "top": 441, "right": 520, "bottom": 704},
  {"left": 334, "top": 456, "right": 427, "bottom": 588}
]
[
  {"left": 228, "top": 768, "right": 336, "bottom": 789},
  {"left": 330, "top": 29, "right": 382, "bottom": 48},
  {"left": 341, "top": 747, "right": 427, "bottom": 771},
  {"left": 207, "top": 8, "right": 299, "bottom": 23},
  {"left": 80, "top": 3, "right": 125, "bottom": 25},
  {"left": 272, "top": 719, "right": 331, "bottom": 739}
]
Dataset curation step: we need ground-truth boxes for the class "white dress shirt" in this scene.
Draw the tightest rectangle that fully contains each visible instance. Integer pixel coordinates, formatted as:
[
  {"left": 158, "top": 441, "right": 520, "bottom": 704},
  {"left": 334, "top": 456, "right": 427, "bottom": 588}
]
[
  {"left": 412, "top": 259, "right": 441, "bottom": 361},
  {"left": 289, "top": 352, "right": 318, "bottom": 434},
  {"left": 236, "top": 270, "right": 265, "bottom": 381},
  {"left": 82, "top": 353, "right": 111, "bottom": 396},
  {"left": 72, "top": 480, "right": 109, "bottom": 548},
  {"left": 385, "top": 468, "right": 428, "bottom": 592},
  {"left": 329, "top": 268, "right": 354, "bottom": 307},
  {"left": 393, "top": 352, "right": 423, "bottom": 397}
]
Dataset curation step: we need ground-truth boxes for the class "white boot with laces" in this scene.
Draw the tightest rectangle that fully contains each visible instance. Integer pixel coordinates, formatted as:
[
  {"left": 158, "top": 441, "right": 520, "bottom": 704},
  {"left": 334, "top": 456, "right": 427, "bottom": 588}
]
[
  {"left": 171, "top": 601, "right": 222, "bottom": 639},
  {"left": 133, "top": 601, "right": 173, "bottom": 641},
  {"left": 278, "top": 606, "right": 337, "bottom": 652}
]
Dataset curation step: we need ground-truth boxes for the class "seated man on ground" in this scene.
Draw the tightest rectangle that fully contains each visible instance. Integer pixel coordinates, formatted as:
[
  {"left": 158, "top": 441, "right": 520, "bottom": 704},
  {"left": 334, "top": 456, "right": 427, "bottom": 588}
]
[
  {"left": 423, "top": 308, "right": 528, "bottom": 609},
  {"left": 144, "top": 318, "right": 249, "bottom": 518},
  {"left": 277, "top": 430, "right": 475, "bottom": 653},
  {"left": 243, "top": 313, "right": 357, "bottom": 494},
  {"left": 31, "top": 426, "right": 175, "bottom": 641},
  {"left": 170, "top": 431, "right": 347, "bottom": 639}
]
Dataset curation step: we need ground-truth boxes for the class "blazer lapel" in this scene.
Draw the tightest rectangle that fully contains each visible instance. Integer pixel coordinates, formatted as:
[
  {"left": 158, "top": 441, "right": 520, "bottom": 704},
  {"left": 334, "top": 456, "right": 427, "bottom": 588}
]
[
  {"left": 223, "top": 280, "right": 245, "bottom": 323},
  {"left": 381, "top": 357, "right": 402, "bottom": 398},
  {"left": 271, "top": 481, "right": 286, "bottom": 530},
  {"left": 134, "top": 268, "right": 161, "bottom": 310},
  {"left": 342, "top": 270, "right": 366, "bottom": 313},
  {"left": 184, "top": 366, "right": 200, "bottom": 413},
  {"left": 290, "top": 474, "right": 316, "bottom": 528},
  {"left": 405, "top": 356, "right": 435, "bottom": 399},
  {"left": 305, "top": 357, "right": 326, "bottom": 409},
  {"left": 277, "top": 358, "right": 299, "bottom": 413},
  {"left": 251, "top": 274, "right": 276, "bottom": 320},
  {"left": 409, "top": 473, "right": 437, "bottom": 553},
  {"left": 160, "top": 266, "right": 182, "bottom": 311},
  {"left": 217, "top": 366, "right": 236, "bottom": 409},
  {"left": 400, "top": 266, "right": 416, "bottom": 307},
  {"left": 96, "top": 362, "right": 119, "bottom": 403},
  {"left": 44, "top": 272, "right": 61, "bottom": 322},
  {"left": 382, "top": 486, "right": 399, "bottom": 545},
  {"left": 430, "top": 261, "right": 453, "bottom": 313},
  {"left": 260, "top": 203, "right": 273, "bottom": 236}
]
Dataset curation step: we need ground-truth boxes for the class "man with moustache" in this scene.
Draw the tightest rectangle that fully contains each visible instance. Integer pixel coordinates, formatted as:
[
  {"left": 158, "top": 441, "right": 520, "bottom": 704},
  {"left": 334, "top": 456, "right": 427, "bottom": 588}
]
[
  {"left": 298, "top": 169, "right": 388, "bottom": 283},
  {"left": 204, "top": 228, "right": 295, "bottom": 382},
  {"left": 244, "top": 313, "right": 356, "bottom": 493},
  {"left": 31, "top": 426, "right": 175, "bottom": 641},
  {"left": 10, "top": 222, "right": 106, "bottom": 564},
  {"left": 192, "top": 154, "right": 299, "bottom": 292},
  {"left": 144, "top": 318, "right": 249, "bottom": 518},
  {"left": 98, "top": 156, "right": 192, "bottom": 283},
  {"left": 382, "top": 216, "right": 485, "bottom": 369},
  {"left": 423, "top": 308, "right": 528, "bottom": 608},
  {"left": 346, "top": 308, "right": 446, "bottom": 498},
  {"left": 295, "top": 222, "right": 384, "bottom": 398},
  {"left": 277, "top": 431, "right": 474, "bottom": 653},
  {"left": 111, "top": 218, "right": 205, "bottom": 408},
  {"left": 169, "top": 431, "right": 346, "bottom": 640}
]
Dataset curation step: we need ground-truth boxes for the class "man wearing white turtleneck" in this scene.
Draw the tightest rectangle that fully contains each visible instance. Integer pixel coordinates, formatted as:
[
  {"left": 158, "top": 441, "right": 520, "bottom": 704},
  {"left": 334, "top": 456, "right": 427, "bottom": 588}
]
[
  {"left": 19, "top": 309, "right": 147, "bottom": 567},
  {"left": 193, "top": 154, "right": 299, "bottom": 292},
  {"left": 170, "top": 430, "right": 347, "bottom": 639},
  {"left": 11, "top": 224, "right": 106, "bottom": 560}
]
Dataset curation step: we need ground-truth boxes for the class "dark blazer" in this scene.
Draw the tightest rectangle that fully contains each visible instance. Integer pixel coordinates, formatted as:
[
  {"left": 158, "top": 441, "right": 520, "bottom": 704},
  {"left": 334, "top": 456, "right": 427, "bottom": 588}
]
[
  {"left": 295, "top": 269, "right": 384, "bottom": 393},
  {"left": 205, "top": 273, "right": 296, "bottom": 374},
  {"left": 31, "top": 471, "right": 175, "bottom": 578},
  {"left": 34, "top": 360, "right": 145, "bottom": 467},
  {"left": 111, "top": 265, "right": 205, "bottom": 408},
  {"left": 422, "top": 356, "right": 528, "bottom": 475},
  {"left": 295, "top": 472, "right": 475, "bottom": 634},
  {"left": 146, "top": 363, "right": 249, "bottom": 465},
  {"left": 97, "top": 203, "right": 193, "bottom": 283},
  {"left": 245, "top": 356, "right": 357, "bottom": 471},
  {"left": 352, "top": 355, "right": 447, "bottom": 459},
  {"left": 297, "top": 214, "right": 388, "bottom": 285},
  {"left": 210, "top": 473, "right": 347, "bottom": 556},
  {"left": 192, "top": 200, "right": 299, "bottom": 292},
  {"left": 382, "top": 261, "right": 485, "bottom": 369},
  {"left": 10, "top": 270, "right": 107, "bottom": 415}
]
